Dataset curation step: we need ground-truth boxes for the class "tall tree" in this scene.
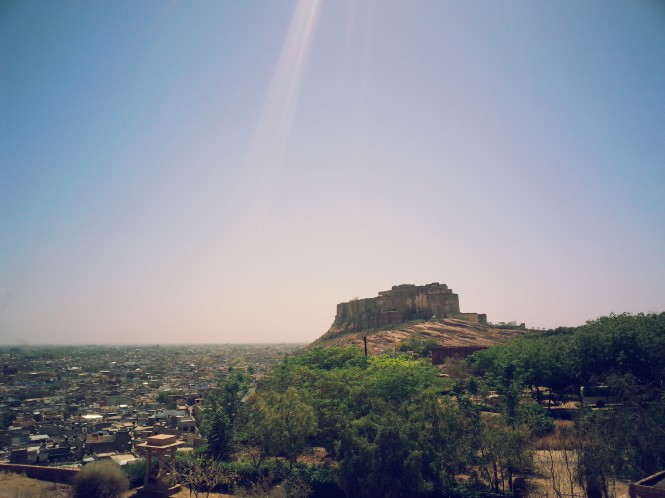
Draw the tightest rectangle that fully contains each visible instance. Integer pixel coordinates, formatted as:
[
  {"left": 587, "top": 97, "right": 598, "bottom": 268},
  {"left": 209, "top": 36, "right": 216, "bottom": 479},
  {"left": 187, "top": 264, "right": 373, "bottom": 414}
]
[
  {"left": 245, "top": 387, "right": 317, "bottom": 468},
  {"left": 202, "top": 370, "right": 251, "bottom": 460}
]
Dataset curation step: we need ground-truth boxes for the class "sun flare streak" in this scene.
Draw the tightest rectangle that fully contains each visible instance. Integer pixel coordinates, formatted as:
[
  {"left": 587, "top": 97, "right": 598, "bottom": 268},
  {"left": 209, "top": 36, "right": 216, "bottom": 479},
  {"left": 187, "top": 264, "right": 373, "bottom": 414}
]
[{"left": 241, "top": 0, "right": 323, "bottom": 255}]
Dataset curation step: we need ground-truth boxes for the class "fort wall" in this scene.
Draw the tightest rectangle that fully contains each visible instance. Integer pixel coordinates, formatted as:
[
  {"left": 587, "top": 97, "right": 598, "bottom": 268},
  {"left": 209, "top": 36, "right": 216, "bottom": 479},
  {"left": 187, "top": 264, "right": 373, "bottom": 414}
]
[
  {"left": 326, "top": 283, "right": 486, "bottom": 336},
  {"left": 448, "top": 313, "right": 488, "bottom": 324}
]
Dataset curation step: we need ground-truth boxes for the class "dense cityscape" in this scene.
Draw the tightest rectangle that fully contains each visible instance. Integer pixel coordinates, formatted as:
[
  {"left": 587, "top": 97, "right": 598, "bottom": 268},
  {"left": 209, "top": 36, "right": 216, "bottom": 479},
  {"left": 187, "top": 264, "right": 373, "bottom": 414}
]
[{"left": 0, "top": 344, "right": 302, "bottom": 467}]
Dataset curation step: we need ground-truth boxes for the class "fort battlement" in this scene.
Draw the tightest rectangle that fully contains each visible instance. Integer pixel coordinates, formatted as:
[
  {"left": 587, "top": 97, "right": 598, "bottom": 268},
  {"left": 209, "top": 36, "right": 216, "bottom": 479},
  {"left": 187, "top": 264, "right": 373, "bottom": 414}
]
[{"left": 326, "top": 283, "right": 487, "bottom": 336}]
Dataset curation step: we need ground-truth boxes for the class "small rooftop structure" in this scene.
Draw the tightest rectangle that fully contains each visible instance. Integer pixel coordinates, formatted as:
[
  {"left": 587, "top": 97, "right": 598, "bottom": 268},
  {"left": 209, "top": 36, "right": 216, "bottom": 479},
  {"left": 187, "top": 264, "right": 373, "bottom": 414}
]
[
  {"left": 80, "top": 414, "right": 103, "bottom": 421},
  {"left": 135, "top": 434, "right": 184, "bottom": 496},
  {"left": 144, "top": 434, "right": 180, "bottom": 447}
]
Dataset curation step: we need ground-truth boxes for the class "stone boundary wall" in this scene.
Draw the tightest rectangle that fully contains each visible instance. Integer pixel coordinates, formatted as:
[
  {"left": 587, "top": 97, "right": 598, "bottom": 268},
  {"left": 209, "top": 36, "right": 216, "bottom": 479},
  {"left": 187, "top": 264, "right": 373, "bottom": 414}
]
[
  {"left": 448, "top": 313, "right": 488, "bottom": 324},
  {"left": 629, "top": 470, "right": 665, "bottom": 498},
  {"left": 431, "top": 345, "right": 491, "bottom": 365},
  {"left": 0, "top": 462, "right": 79, "bottom": 483}
]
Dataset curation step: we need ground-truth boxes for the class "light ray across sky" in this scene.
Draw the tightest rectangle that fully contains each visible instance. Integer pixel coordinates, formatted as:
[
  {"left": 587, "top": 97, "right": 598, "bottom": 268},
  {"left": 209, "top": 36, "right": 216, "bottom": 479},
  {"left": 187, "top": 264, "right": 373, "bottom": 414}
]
[{"left": 240, "top": 0, "right": 323, "bottom": 259}]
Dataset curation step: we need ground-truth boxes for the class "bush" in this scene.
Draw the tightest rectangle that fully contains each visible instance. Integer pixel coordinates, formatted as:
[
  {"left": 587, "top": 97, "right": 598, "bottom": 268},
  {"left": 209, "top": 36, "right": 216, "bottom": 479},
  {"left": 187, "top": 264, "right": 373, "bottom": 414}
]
[
  {"left": 398, "top": 333, "right": 439, "bottom": 358},
  {"left": 517, "top": 401, "right": 555, "bottom": 437},
  {"left": 289, "top": 463, "right": 342, "bottom": 497},
  {"left": 73, "top": 460, "right": 129, "bottom": 498},
  {"left": 122, "top": 459, "right": 146, "bottom": 488},
  {"left": 221, "top": 459, "right": 286, "bottom": 488}
]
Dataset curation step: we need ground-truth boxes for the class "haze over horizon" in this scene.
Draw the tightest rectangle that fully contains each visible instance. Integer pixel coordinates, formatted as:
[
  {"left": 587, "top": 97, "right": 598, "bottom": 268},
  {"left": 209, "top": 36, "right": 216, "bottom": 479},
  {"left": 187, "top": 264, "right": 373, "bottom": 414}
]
[{"left": 2, "top": 1, "right": 664, "bottom": 346}]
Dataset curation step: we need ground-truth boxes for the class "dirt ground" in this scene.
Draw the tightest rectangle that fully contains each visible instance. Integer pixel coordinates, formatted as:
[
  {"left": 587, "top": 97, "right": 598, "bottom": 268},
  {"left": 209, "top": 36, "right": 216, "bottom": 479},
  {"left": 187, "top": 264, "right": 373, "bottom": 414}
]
[
  {"left": 528, "top": 450, "right": 629, "bottom": 498},
  {"left": 122, "top": 490, "right": 232, "bottom": 497},
  {"left": 0, "top": 458, "right": 629, "bottom": 498},
  {"left": 529, "top": 420, "right": 629, "bottom": 498},
  {"left": 0, "top": 471, "right": 233, "bottom": 498},
  {"left": 0, "top": 471, "right": 70, "bottom": 498}
]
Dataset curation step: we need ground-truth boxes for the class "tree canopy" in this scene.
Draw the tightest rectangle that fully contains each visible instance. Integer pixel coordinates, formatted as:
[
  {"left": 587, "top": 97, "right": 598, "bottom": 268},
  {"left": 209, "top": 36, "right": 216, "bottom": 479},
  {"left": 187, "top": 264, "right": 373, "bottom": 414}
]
[{"left": 188, "top": 313, "right": 665, "bottom": 497}]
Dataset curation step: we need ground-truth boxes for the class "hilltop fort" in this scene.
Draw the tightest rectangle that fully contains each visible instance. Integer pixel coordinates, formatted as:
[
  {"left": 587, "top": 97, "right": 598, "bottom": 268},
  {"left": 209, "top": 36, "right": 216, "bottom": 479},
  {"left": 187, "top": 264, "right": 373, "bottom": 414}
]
[
  {"left": 313, "top": 283, "right": 527, "bottom": 356},
  {"left": 325, "top": 283, "right": 487, "bottom": 337}
]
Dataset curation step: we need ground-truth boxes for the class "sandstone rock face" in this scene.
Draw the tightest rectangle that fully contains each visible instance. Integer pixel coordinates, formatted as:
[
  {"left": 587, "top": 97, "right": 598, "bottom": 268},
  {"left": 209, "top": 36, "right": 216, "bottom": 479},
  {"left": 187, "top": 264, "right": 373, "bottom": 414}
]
[{"left": 325, "top": 283, "right": 487, "bottom": 337}]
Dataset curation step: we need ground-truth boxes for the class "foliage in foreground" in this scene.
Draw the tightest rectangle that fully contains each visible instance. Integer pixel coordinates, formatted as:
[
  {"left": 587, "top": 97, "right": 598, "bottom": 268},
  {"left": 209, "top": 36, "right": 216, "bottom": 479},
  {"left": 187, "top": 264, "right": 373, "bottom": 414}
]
[
  {"left": 194, "top": 314, "right": 664, "bottom": 497},
  {"left": 201, "top": 346, "right": 543, "bottom": 496}
]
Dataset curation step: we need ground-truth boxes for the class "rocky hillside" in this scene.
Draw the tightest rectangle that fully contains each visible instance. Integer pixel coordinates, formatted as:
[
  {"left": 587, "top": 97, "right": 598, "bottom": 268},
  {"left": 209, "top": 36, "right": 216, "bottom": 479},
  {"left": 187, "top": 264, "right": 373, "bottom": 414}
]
[{"left": 310, "top": 317, "right": 531, "bottom": 355}]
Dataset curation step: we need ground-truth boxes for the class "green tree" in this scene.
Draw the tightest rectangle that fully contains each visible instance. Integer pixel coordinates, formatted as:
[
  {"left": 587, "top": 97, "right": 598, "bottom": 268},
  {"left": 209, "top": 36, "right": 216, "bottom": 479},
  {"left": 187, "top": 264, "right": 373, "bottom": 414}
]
[
  {"left": 204, "top": 406, "right": 233, "bottom": 460},
  {"left": 246, "top": 347, "right": 368, "bottom": 455},
  {"left": 202, "top": 371, "right": 251, "bottom": 460},
  {"left": 290, "top": 346, "right": 368, "bottom": 371},
  {"left": 338, "top": 403, "right": 475, "bottom": 498},
  {"left": 407, "top": 393, "right": 482, "bottom": 479},
  {"left": 245, "top": 387, "right": 317, "bottom": 468},
  {"left": 1, "top": 410, "right": 16, "bottom": 429},
  {"left": 360, "top": 355, "right": 437, "bottom": 412},
  {"left": 339, "top": 417, "right": 430, "bottom": 498},
  {"left": 304, "top": 366, "right": 360, "bottom": 454},
  {"left": 156, "top": 390, "right": 179, "bottom": 409},
  {"left": 573, "top": 313, "right": 665, "bottom": 387},
  {"left": 477, "top": 416, "right": 532, "bottom": 495},
  {"left": 398, "top": 333, "right": 440, "bottom": 358}
]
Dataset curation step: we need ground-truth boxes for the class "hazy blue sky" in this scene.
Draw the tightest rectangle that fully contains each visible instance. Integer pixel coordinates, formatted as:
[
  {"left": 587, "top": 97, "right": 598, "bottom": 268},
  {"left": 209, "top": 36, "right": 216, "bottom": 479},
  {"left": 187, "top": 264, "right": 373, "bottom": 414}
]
[{"left": 1, "top": 1, "right": 664, "bottom": 345}]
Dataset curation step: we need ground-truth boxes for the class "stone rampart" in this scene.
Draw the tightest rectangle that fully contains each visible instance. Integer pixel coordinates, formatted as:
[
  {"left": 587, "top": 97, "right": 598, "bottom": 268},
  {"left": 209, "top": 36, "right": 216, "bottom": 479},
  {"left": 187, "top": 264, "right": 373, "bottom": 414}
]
[
  {"left": 326, "top": 283, "right": 486, "bottom": 336},
  {"left": 448, "top": 313, "right": 488, "bottom": 324}
]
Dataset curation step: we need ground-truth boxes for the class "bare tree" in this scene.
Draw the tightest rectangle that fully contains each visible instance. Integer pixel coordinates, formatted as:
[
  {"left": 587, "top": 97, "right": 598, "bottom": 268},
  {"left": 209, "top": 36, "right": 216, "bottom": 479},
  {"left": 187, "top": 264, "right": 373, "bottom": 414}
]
[
  {"left": 178, "top": 456, "right": 239, "bottom": 498},
  {"left": 535, "top": 424, "right": 580, "bottom": 498}
]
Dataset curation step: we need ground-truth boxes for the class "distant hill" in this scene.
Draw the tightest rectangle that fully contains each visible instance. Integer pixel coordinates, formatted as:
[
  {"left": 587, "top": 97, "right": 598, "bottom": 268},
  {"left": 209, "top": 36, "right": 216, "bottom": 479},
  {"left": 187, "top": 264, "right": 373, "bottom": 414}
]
[{"left": 310, "top": 317, "right": 531, "bottom": 355}]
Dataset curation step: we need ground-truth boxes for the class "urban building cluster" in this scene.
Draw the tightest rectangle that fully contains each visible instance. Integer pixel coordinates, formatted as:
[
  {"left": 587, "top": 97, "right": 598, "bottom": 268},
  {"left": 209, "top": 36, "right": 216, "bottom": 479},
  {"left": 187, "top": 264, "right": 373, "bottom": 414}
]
[{"left": 0, "top": 344, "right": 302, "bottom": 468}]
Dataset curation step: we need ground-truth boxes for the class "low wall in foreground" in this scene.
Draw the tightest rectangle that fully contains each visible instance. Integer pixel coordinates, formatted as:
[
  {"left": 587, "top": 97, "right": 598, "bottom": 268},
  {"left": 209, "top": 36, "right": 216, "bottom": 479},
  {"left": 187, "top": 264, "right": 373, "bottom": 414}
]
[
  {"left": 431, "top": 345, "right": 490, "bottom": 365},
  {"left": 629, "top": 470, "right": 665, "bottom": 498},
  {"left": 0, "top": 463, "right": 78, "bottom": 484}
]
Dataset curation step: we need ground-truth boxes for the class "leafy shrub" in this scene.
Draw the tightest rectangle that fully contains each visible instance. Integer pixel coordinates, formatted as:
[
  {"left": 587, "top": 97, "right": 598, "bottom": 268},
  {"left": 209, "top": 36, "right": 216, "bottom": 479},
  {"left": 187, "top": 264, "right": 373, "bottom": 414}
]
[
  {"left": 288, "top": 346, "right": 368, "bottom": 371},
  {"left": 227, "top": 460, "right": 341, "bottom": 498},
  {"left": 289, "top": 463, "right": 341, "bottom": 497},
  {"left": 122, "top": 459, "right": 146, "bottom": 488},
  {"left": 222, "top": 459, "right": 286, "bottom": 488},
  {"left": 517, "top": 401, "right": 555, "bottom": 437},
  {"left": 398, "top": 333, "right": 439, "bottom": 358},
  {"left": 72, "top": 460, "right": 129, "bottom": 498}
]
